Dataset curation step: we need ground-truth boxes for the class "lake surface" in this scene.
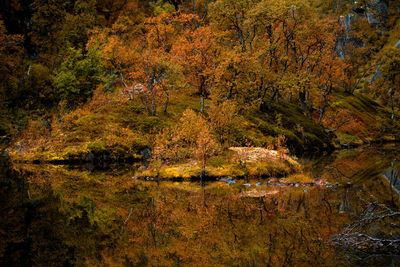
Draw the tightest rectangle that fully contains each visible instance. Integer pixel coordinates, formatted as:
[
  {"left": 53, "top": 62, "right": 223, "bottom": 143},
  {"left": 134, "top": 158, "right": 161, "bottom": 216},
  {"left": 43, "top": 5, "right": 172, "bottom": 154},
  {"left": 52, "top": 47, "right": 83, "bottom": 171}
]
[{"left": 1, "top": 146, "right": 399, "bottom": 266}]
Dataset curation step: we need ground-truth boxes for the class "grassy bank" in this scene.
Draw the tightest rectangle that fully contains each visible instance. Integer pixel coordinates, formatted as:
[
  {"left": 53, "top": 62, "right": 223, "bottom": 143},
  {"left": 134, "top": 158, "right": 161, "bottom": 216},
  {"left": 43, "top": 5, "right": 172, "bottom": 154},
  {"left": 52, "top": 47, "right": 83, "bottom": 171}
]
[
  {"left": 8, "top": 87, "right": 332, "bottom": 160},
  {"left": 7, "top": 86, "right": 399, "bottom": 180}
]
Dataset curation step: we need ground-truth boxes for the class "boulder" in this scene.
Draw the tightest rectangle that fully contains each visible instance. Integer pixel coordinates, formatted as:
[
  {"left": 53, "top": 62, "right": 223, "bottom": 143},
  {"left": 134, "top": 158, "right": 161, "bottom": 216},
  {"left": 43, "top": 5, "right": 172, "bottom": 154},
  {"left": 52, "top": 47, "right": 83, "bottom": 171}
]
[{"left": 140, "top": 148, "right": 152, "bottom": 160}]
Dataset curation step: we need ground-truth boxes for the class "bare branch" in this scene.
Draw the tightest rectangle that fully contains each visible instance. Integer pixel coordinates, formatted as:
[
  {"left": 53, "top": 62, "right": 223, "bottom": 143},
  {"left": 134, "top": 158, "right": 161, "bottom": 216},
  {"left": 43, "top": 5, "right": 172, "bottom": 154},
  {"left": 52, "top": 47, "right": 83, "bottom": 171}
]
[
  {"left": 332, "top": 202, "right": 400, "bottom": 257},
  {"left": 324, "top": 118, "right": 352, "bottom": 133}
]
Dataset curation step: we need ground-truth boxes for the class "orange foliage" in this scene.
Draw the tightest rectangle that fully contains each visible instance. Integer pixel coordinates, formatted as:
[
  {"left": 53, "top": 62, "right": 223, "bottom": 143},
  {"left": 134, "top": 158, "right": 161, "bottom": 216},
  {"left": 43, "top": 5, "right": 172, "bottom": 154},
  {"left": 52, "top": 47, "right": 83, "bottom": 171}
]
[
  {"left": 153, "top": 109, "right": 217, "bottom": 167},
  {"left": 172, "top": 23, "right": 218, "bottom": 100}
]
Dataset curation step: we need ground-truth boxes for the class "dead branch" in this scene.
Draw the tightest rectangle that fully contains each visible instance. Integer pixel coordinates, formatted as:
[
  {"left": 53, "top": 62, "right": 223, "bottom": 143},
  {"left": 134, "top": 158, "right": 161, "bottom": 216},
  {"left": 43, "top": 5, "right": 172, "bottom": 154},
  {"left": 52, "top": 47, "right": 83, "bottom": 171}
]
[
  {"left": 324, "top": 118, "right": 352, "bottom": 133},
  {"left": 120, "top": 207, "right": 133, "bottom": 235},
  {"left": 332, "top": 202, "right": 400, "bottom": 256}
]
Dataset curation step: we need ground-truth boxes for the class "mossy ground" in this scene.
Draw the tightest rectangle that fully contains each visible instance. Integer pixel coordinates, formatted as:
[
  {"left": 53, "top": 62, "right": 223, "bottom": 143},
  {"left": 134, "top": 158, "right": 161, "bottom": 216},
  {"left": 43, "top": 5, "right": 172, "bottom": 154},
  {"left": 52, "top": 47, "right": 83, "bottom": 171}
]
[{"left": 9, "top": 87, "right": 331, "bottom": 161}]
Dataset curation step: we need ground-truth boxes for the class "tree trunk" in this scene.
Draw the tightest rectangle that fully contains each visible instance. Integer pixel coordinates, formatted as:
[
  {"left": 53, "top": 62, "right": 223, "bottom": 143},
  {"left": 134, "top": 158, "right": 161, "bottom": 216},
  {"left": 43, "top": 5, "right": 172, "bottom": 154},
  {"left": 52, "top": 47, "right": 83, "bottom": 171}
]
[
  {"left": 163, "top": 91, "right": 169, "bottom": 113},
  {"left": 200, "top": 155, "right": 206, "bottom": 183},
  {"left": 390, "top": 89, "right": 395, "bottom": 120},
  {"left": 299, "top": 89, "right": 307, "bottom": 116},
  {"left": 201, "top": 96, "right": 205, "bottom": 114},
  {"left": 267, "top": 87, "right": 278, "bottom": 110},
  {"left": 257, "top": 78, "right": 264, "bottom": 99},
  {"left": 306, "top": 91, "right": 313, "bottom": 118},
  {"left": 150, "top": 99, "right": 155, "bottom": 116},
  {"left": 318, "top": 107, "right": 325, "bottom": 125}
]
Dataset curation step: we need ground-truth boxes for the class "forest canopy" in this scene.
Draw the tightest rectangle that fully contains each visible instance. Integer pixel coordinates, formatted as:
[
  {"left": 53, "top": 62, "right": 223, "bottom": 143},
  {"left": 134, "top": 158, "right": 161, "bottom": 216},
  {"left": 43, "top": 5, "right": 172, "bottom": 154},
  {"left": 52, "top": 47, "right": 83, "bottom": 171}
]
[{"left": 0, "top": 0, "right": 399, "bottom": 161}]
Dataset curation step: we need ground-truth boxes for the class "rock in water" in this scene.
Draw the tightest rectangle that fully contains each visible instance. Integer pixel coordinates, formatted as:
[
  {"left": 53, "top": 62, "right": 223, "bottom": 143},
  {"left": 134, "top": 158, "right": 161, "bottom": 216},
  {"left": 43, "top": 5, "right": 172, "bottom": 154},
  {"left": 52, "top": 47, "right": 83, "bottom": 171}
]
[{"left": 140, "top": 148, "right": 152, "bottom": 160}]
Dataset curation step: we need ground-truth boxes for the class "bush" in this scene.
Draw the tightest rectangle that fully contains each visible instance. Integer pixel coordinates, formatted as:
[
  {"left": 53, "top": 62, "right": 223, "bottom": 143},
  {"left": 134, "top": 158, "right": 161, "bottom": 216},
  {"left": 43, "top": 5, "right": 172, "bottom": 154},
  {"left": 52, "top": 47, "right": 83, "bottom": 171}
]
[
  {"left": 55, "top": 46, "right": 105, "bottom": 107},
  {"left": 208, "top": 156, "right": 225, "bottom": 167}
]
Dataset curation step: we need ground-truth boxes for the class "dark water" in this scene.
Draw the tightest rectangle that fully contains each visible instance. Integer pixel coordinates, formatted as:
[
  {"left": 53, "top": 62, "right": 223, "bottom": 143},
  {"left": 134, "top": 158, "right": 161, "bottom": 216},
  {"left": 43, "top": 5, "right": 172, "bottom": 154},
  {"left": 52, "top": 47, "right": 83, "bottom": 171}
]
[{"left": 1, "top": 146, "right": 400, "bottom": 266}]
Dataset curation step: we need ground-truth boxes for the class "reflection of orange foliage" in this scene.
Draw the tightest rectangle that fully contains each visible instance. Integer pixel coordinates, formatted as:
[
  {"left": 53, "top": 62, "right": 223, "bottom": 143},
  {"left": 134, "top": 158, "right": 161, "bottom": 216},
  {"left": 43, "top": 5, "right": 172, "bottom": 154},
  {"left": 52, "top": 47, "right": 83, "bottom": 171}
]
[
  {"left": 322, "top": 109, "right": 372, "bottom": 139},
  {"left": 340, "top": 116, "right": 368, "bottom": 138},
  {"left": 322, "top": 150, "right": 379, "bottom": 180},
  {"left": 16, "top": 160, "right": 374, "bottom": 266}
]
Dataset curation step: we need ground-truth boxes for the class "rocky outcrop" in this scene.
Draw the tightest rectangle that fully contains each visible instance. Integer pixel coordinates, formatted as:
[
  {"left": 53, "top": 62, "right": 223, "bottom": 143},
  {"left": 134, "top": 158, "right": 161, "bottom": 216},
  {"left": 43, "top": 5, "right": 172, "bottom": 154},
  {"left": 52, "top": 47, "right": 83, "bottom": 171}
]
[
  {"left": 336, "top": 14, "right": 355, "bottom": 58},
  {"left": 228, "top": 147, "right": 298, "bottom": 165},
  {"left": 366, "top": 0, "right": 388, "bottom": 30},
  {"left": 336, "top": 0, "right": 389, "bottom": 57},
  {"left": 340, "top": 13, "right": 355, "bottom": 39}
]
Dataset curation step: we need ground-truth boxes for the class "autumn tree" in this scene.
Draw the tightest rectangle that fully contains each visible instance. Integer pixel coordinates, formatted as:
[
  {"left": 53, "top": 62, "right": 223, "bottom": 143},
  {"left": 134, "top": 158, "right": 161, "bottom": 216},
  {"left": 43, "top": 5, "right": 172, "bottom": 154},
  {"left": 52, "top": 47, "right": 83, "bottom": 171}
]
[
  {"left": 210, "top": 0, "right": 342, "bottom": 117},
  {"left": 84, "top": 1, "right": 147, "bottom": 93},
  {"left": 213, "top": 49, "right": 266, "bottom": 106},
  {"left": 130, "top": 13, "right": 182, "bottom": 115},
  {"left": 150, "top": 0, "right": 176, "bottom": 16},
  {"left": 179, "top": 0, "right": 210, "bottom": 19},
  {"left": 0, "top": 20, "right": 24, "bottom": 94},
  {"left": 209, "top": 0, "right": 258, "bottom": 53},
  {"left": 209, "top": 0, "right": 273, "bottom": 107},
  {"left": 172, "top": 22, "right": 218, "bottom": 113},
  {"left": 88, "top": 11, "right": 181, "bottom": 115},
  {"left": 95, "top": 0, "right": 156, "bottom": 26},
  {"left": 153, "top": 109, "right": 217, "bottom": 177},
  {"left": 313, "top": 53, "right": 346, "bottom": 125},
  {"left": 153, "top": 128, "right": 176, "bottom": 169},
  {"left": 254, "top": 0, "right": 340, "bottom": 115},
  {"left": 87, "top": 15, "right": 137, "bottom": 94},
  {"left": 195, "top": 118, "right": 216, "bottom": 179},
  {"left": 20, "top": 63, "right": 56, "bottom": 111},
  {"left": 175, "top": 109, "right": 204, "bottom": 147},
  {"left": 208, "top": 101, "right": 240, "bottom": 146},
  {"left": 175, "top": 109, "right": 217, "bottom": 178}
]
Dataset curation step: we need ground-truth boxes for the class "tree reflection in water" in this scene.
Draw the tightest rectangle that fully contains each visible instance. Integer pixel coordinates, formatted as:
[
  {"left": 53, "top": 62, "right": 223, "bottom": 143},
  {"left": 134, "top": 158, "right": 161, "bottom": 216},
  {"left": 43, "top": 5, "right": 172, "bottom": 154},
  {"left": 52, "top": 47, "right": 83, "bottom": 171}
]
[{"left": 1, "top": 147, "right": 399, "bottom": 266}]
